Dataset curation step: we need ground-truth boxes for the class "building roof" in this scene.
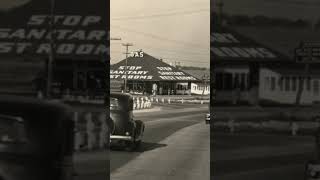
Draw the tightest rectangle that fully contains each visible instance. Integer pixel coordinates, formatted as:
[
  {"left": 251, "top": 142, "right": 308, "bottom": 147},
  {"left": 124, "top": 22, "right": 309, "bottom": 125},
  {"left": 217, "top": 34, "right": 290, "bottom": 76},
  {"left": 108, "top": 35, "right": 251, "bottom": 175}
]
[
  {"left": 110, "top": 52, "right": 199, "bottom": 82},
  {"left": 212, "top": 25, "right": 291, "bottom": 63},
  {"left": 181, "top": 69, "right": 210, "bottom": 82}
]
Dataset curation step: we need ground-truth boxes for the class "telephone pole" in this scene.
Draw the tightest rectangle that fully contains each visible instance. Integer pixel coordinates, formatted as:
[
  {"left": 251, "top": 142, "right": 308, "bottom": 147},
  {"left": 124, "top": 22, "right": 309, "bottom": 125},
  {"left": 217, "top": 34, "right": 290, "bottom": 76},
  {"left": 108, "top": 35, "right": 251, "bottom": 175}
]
[
  {"left": 46, "top": 0, "right": 55, "bottom": 99},
  {"left": 216, "top": 0, "right": 224, "bottom": 25},
  {"left": 122, "top": 43, "right": 133, "bottom": 93}
]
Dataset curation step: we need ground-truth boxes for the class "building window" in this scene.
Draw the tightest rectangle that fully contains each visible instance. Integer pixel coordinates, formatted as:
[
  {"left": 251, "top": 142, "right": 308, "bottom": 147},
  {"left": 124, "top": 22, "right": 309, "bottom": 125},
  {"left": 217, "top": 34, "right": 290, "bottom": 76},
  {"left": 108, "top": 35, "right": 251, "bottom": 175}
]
[
  {"left": 265, "top": 77, "right": 270, "bottom": 90},
  {"left": 279, "top": 77, "right": 284, "bottom": 91},
  {"left": 216, "top": 73, "right": 223, "bottom": 90},
  {"left": 271, "top": 77, "right": 276, "bottom": 91},
  {"left": 285, "top": 77, "right": 290, "bottom": 91},
  {"left": 223, "top": 73, "right": 233, "bottom": 90},
  {"left": 292, "top": 77, "right": 297, "bottom": 91},
  {"left": 314, "top": 80, "right": 319, "bottom": 95},
  {"left": 234, "top": 73, "right": 240, "bottom": 89},
  {"left": 306, "top": 77, "right": 311, "bottom": 91},
  {"left": 240, "top": 73, "right": 246, "bottom": 91}
]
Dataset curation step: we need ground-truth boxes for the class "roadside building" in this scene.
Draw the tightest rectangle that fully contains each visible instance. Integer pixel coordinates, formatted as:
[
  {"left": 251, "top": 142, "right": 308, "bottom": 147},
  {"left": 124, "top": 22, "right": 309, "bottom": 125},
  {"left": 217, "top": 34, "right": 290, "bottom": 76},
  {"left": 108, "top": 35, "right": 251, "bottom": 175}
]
[
  {"left": 110, "top": 51, "right": 200, "bottom": 95},
  {"left": 0, "top": 58, "right": 107, "bottom": 99},
  {"left": 259, "top": 63, "right": 320, "bottom": 104},
  {"left": 181, "top": 68, "right": 210, "bottom": 95},
  {"left": 211, "top": 25, "right": 320, "bottom": 105}
]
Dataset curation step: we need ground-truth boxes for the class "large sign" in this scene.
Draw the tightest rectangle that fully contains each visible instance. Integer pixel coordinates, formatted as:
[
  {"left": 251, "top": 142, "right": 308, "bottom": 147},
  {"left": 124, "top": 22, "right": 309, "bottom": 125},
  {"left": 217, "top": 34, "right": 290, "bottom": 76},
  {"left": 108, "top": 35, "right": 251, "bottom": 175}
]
[
  {"left": 211, "top": 32, "right": 277, "bottom": 59},
  {"left": 295, "top": 42, "right": 320, "bottom": 63},
  {"left": 110, "top": 65, "right": 197, "bottom": 81},
  {"left": 0, "top": 0, "right": 109, "bottom": 59}
]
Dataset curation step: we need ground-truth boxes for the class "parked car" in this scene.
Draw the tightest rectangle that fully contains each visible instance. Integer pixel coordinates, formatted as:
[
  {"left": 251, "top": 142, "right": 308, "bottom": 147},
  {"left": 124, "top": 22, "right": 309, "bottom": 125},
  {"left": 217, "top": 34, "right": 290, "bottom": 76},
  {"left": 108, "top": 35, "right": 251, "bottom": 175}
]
[
  {"left": 0, "top": 95, "right": 75, "bottom": 180},
  {"left": 109, "top": 93, "right": 145, "bottom": 151},
  {"left": 205, "top": 113, "right": 210, "bottom": 124},
  {"left": 305, "top": 127, "right": 320, "bottom": 179}
]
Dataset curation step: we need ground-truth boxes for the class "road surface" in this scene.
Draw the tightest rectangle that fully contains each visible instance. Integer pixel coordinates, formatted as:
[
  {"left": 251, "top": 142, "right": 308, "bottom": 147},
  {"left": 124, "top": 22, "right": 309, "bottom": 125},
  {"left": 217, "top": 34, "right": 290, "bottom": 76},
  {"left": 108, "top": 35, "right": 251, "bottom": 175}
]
[
  {"left": 110, "top": 103, "right": 210, "bottom": 180},
  {"left": 212, "top": 107, "right": 318, "bottom": 180}
]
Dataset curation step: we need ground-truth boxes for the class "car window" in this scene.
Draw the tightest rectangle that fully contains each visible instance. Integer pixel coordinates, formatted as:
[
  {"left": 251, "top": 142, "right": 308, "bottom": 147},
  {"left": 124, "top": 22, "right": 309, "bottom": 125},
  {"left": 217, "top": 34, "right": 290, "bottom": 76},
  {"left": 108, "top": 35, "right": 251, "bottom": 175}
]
[
  {"left": 110, "top": 98, "right": 120, "bottom": 110},
  {"left": 0, "top": 115, "right": 28, "bottom": 144}
]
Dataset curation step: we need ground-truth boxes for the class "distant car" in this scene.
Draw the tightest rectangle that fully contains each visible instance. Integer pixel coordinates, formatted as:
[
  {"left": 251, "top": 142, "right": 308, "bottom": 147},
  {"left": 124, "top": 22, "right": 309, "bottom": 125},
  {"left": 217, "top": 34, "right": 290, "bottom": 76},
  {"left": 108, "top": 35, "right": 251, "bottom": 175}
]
[
  {"left": 109, "top": 93, "right": 145, "bottom": 151},
  {"left": 305, "top": 127, "right": 320, "bottom": 179},
  {"left": 0, "top": 95, "right": 74, "bottom": 180},
  {"left": 205, "top": 113, "right": 210, "bottom": 124}
]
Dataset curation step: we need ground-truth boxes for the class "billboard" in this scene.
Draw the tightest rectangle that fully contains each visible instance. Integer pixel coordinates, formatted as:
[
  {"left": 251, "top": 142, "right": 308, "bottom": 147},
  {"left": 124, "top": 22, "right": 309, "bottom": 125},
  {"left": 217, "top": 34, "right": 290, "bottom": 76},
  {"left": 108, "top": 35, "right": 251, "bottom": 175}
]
[{"left": 0, "top": 0, "right": 109, "bottom": 59}]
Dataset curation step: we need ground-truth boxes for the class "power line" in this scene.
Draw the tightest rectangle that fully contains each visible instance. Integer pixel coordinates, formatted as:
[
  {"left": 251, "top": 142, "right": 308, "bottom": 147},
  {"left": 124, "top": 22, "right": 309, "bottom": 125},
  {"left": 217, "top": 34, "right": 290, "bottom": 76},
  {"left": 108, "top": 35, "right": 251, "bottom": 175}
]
[
  {"left": 122, "top": 43, "right": 133, "bottom": 93},
  {"left": 111, "top": 8, "right": 209, "bottom": 21},
  {"left": 141, "top": 46, "right": 209, "bottom": 57},
  {"left": 160, "top": 57, "right": 209, "bottom": 64},
  {"left": 110, "top": 25, "right": 208, "bottom": 49}
]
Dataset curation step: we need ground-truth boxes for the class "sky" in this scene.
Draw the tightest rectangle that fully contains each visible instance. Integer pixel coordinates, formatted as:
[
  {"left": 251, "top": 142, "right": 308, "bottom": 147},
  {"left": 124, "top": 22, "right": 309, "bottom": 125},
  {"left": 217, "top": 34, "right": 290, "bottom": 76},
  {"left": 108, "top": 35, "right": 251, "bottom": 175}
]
[
  {"left": 0, "top": 0, "right": 31, "bottom": 11},
  {"left": 213, "top": 0, "right": 320, "bottom": 21},
  {"left": 110, "top": 0, "right": 210, "bottom": 67}
]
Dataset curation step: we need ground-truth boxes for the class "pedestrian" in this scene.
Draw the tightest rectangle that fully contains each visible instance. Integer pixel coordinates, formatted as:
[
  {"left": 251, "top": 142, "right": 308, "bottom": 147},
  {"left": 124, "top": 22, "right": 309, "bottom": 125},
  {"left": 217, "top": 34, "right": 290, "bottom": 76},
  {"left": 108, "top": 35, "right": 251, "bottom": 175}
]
[
  {"left": 74, "top": 112, "right": 82, "bottom": 151},
  {"left": 98, "top": 113, "right": 108, "bottom": 148}
]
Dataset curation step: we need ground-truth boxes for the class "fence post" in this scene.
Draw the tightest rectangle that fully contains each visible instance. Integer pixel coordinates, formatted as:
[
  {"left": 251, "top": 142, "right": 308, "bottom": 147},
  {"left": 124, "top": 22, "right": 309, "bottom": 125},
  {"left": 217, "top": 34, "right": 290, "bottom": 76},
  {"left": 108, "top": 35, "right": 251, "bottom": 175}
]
[
  {"left": 291, "top": 122, "right": 299, "bottom": 136},
  {"left": 228, "top": 119, "right": 235, "bottom": 134},
  {"left": 168, "top": 98, "right": 171, "bottom": 104},
  {"left": 98, "top": 113, "right": 107, "bottom": 149},
  {"left": 162, "top": 98, "right": 165, "bottom": 104},
  {"left": 141, "top": 97, "right": 144, "bottom": 109},
  {"left": 137, "top": 99, "right": 140, "bottom": 109}
]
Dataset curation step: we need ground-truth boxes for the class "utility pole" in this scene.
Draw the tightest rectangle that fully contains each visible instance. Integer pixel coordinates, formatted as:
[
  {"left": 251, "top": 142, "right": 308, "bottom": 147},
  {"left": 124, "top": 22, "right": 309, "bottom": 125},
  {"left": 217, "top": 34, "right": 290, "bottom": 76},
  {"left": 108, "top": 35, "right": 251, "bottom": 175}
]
[
  {"left": 46, "top": 0, "right": 55, "bottom": 99},
  {"left": 216, "top": 0, "right": 224, "bottom": 25},
  {"left": 202, "top": 74, "right": 209, "bottom": 99},
  {"left": 122, "top": 43, "right": 133, "bottom": 93},
  {"left": 110, "top": 38, "right": 122, "bottom": 41}
]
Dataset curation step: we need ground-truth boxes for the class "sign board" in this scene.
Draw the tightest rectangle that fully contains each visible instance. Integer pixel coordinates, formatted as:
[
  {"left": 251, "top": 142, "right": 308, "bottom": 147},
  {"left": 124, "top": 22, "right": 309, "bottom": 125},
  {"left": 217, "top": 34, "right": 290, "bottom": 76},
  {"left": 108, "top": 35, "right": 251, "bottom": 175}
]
[
  {"left": 295, "top": 42, "right": 320, "bottom": 63},
  {"left": 305, "top": 161, "right": 320, "bottom": 180},
  {"left": 110, "top": 52, "right": 199, "bottom": 82},
  {"left": 0, "top": 0, "right": 109, "bottom": 59},
  {"left": 211, "top": 32, "right": 277, "bottom": 59},
  {"left": 110, "top": 65, "right": 197, "bottom": 81}
]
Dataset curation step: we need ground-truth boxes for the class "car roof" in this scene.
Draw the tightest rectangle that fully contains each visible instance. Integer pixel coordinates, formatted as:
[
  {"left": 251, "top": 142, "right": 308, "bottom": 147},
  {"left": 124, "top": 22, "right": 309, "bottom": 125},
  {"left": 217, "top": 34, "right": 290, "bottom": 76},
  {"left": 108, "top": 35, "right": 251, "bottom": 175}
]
[
  {"left": 0, "top": 95, "right": 72, "bottom": 121},
  {"left": 110, "top": 93, "right": 133, "bottom": 100}
]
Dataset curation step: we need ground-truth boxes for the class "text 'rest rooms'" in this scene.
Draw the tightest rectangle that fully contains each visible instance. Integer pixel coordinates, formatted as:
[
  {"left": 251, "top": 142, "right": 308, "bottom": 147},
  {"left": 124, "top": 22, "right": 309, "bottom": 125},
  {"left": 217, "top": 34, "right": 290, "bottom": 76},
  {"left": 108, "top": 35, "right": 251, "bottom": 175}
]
[{"left": 0, "top": 15, "right": 108, "bottom": 56}]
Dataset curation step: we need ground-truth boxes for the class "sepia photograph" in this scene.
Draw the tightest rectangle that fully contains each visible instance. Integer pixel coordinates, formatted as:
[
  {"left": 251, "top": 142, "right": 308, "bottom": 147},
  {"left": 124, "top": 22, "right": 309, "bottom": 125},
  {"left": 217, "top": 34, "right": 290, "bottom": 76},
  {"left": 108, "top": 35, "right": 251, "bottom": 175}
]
[
  {"left": 0, "top": 0, "right": 109, "bottom": 180},
  {"left": 110, "top": 0, "right": 210, "bottom": 179},
  {"left": 211, "top": 0, "right": 320, "bottom": 180}
]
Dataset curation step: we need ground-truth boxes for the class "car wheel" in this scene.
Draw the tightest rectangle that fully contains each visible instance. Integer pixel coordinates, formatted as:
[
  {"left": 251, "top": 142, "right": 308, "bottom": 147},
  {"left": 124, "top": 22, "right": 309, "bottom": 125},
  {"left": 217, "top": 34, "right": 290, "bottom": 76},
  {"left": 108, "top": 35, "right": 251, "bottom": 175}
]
[
  {"left": 125, "top": 131, "right": 136, "bottom": 152},
  {"left": 135, "top": 140, "right": 142, "bottom": 150}
]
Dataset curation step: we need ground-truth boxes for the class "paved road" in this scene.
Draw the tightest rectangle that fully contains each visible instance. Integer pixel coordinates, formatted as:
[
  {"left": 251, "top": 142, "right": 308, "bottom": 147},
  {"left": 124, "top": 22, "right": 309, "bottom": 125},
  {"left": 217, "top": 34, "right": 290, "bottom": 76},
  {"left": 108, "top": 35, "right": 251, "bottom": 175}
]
[
  {"left": 74, "top": 150, "right": 109, "bottom": 180},
  {"left": 212, "top": 106, "right": 319, "bottom": 180},
  {"left": 110, "top": 104, "right": 210, "bottom": 180},
  {"left": 212, "top": 131, "right": 316, "bottom": 180}
]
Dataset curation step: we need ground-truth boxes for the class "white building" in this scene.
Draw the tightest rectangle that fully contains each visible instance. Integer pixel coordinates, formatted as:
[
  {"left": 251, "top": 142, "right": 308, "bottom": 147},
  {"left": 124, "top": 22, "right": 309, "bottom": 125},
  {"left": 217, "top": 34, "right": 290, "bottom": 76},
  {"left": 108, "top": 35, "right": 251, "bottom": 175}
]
[{"left": 259, "top": 65, "right": 320, "bottom": 105}]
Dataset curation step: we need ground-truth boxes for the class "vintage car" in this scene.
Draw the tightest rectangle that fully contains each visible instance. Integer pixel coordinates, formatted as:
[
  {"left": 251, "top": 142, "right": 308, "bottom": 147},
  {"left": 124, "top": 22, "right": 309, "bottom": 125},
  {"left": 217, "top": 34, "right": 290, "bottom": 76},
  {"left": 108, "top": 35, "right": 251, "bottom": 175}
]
[
  {"left": 0, "top": 95, "right": 74, "bottom": 180},
  {"left": 109, "top": 93, "right": 145, "bottom": 151},
  {"left": 305, "top": 127, "right": 320, "bottom": 179},
  {"left": 205, "top": 113, "right": 210, "bottom": 124}
]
